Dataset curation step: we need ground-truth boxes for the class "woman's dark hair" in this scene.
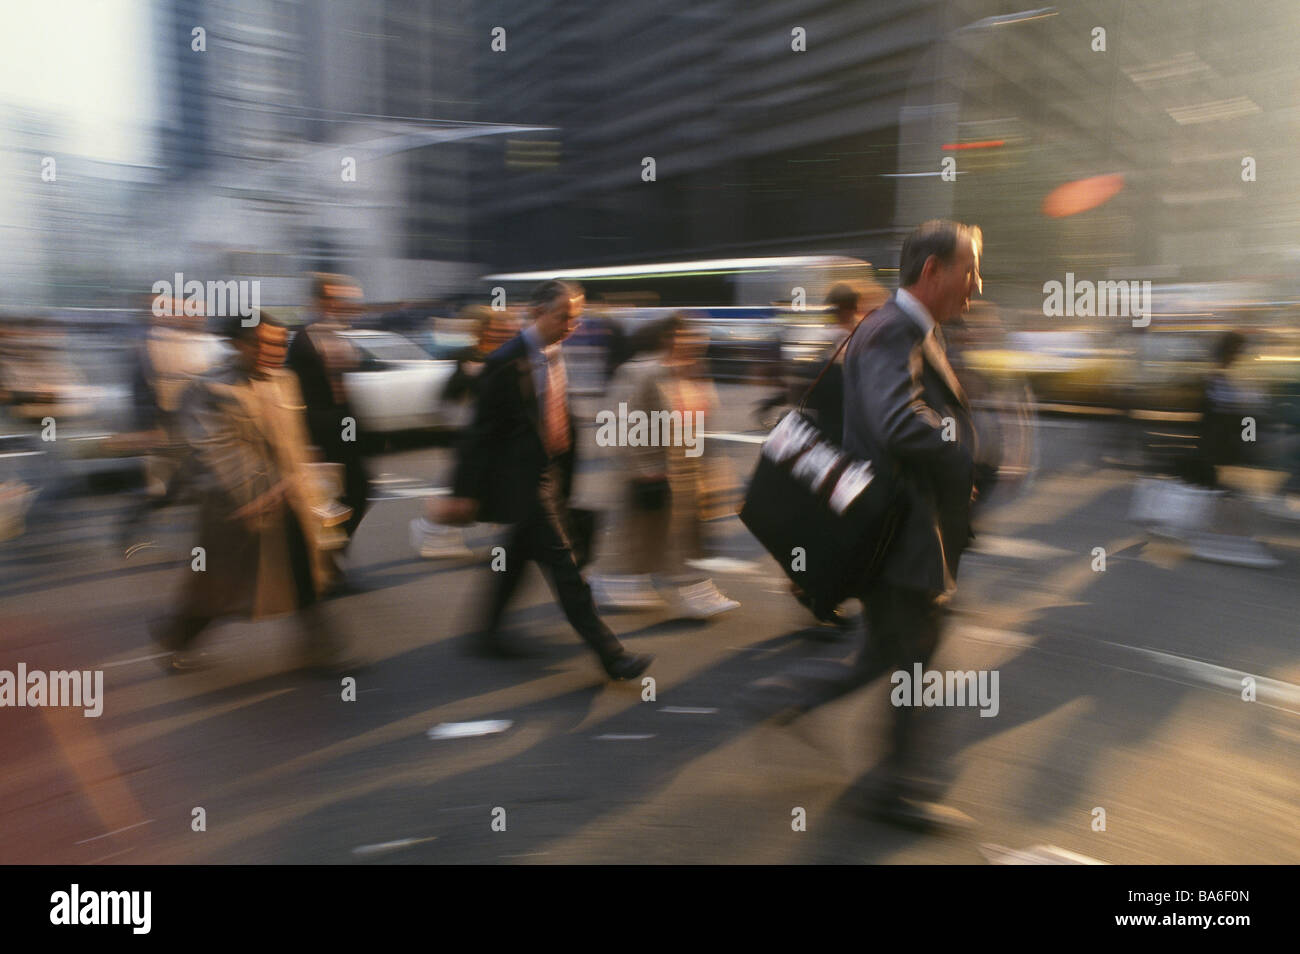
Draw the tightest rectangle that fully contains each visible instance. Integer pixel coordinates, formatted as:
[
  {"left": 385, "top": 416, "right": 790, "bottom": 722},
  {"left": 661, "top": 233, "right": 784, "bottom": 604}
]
[
  {"left": 212, "top": 310, "right": 281, "bottom": 342},
  {"left": 213, "top": 313, "right": 258, "bottom": 342},
  {"left": 648, "top": 312, "right": 687, "bottom": 352},
  {"left": 1214, "top": 330, "right": 1246, "bottom": 367},
  {"left": 824, "top": 283, "right": 860, "bottom": 311},
  {"left": 620, "top": 312, "right": 685, "bottom": 361}
]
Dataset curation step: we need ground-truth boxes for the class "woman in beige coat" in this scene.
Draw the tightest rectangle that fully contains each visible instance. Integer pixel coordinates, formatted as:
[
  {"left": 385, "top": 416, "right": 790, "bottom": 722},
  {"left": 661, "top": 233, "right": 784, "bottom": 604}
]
[
  {"left": 152, "top": 315, "right": 353, "bottom": 672},
  {"left": 591, "top": 314, "right": 739, "bottom": 619}
]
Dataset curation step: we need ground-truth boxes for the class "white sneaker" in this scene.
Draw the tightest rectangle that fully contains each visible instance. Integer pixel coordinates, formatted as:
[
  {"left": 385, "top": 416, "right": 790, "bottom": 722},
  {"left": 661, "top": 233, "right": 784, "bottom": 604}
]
[
  {"left": 1188, "top": 532, "right": 1282, "bottom": 569},
  {"left": 409, "top": 517, "right": 473, "bottom": 560},
  {"left": 1254, "top": 492, "right": 1300, "bottom": 522},
  {"left": 590, "top": 574, "right": 664, "bottom": 610},
  {"left": 1129, "top": 478, "right": 1217, "bottom": 533},
  {"left": 669, "top": 580, "right": 740, "bottom": 619}
]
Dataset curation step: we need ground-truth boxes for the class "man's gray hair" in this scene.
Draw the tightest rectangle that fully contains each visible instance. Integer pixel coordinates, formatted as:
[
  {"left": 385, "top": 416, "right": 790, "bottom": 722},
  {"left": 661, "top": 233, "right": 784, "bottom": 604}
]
[{"left": 898, "top": 220, "right": 982, "bottom": 288}]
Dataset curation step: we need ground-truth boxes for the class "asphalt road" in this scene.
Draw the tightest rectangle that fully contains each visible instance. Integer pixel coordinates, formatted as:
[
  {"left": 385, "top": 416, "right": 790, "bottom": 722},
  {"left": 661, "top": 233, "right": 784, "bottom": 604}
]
[{"left": 2, "top": 385, "right": 1298, "bottom": 864}]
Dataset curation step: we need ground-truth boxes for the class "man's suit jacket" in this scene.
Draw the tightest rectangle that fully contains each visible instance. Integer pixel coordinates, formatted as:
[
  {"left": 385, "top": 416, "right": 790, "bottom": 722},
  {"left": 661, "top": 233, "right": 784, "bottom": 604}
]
[
  {"left": 842, "top": 296, "right": 976, "bottom": 596},
  {"left": 286, "top": 322, "right": 362, "bottom": 463},
  {"left": 452, "top": 333, "right": 576, "bottom": 525}
]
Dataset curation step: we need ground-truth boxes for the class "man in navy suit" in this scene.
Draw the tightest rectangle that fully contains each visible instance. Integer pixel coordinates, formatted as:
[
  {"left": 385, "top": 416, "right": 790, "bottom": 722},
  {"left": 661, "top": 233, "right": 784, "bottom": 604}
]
[{"left": 439, "top": 281, "right": 653, "bottom": 681}]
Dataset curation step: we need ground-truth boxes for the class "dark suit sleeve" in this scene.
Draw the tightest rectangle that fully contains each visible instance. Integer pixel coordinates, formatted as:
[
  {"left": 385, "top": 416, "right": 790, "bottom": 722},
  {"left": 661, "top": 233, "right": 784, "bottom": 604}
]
[
  {"left": 130, "top": 341, "right": 158, "bottom": 430},
  {"left": 286, "top": 330, "right": 319, "bottom": 402},
  {"left": 856, "top": 319, "right": 970, "bottom": 469},
  {"left": 442, "top": 347, "right": 482, "bottom": 403},
  {"left": 285, "top": 327, "right": 309, "bottom": 374},
  {"left": 452, "top": 356, "right": 510, "bottom": 500}
]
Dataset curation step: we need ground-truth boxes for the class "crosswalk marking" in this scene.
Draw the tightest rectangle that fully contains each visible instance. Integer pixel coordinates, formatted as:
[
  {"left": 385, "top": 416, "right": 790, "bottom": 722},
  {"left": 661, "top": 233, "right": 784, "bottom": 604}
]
[
  {"left": 980, "top": 843, "right": 1107, "bottom": 865},
  {"left": 427, "top": 720, "right": 513, "bottom": 740},
  {"left": 352, "top": 836, "right": 437, "bottom": 857},
  {"left": 1107, "top": 642, "right": 1300, "bottom": 710},
  {"left": 955, "top": 624, "right": 1300, "bottom": 714},
  {"left": 970, "top": 535, "right": 1072, "bottom": 560},
  {"left": 702, "top": 432, "right": 766, "bottom": 445},
  {"left": 74, "top": 819, "right": 154, "bottom": 846}
]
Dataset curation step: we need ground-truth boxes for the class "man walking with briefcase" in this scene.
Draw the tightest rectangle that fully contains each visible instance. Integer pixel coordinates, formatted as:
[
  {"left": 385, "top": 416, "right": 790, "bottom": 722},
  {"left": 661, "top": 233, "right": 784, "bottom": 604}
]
[
  {"left": 745, "top": 220, "right": 984, "bottom": 832},
  {"left": 843, "top": 219, "right": 983, "bottom": 830}
]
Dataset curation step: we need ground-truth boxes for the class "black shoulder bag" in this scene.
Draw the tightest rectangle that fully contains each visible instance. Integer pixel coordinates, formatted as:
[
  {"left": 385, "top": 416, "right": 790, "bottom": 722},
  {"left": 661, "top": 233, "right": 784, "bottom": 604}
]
[{"left": 738, "top": 315, "right": 902, "bottom": 620}]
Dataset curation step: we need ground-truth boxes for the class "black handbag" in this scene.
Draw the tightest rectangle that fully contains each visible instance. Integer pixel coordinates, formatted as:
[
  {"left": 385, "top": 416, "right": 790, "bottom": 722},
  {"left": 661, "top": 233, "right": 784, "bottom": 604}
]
[{"left": 739, "top": 317, "right": 903, "bottom": 621}]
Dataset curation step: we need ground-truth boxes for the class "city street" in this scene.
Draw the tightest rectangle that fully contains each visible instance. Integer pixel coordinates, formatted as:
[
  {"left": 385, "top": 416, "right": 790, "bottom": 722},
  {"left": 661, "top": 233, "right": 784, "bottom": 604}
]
[{"left": 3, "top": 384, "right": 1298, "bottom": 864}]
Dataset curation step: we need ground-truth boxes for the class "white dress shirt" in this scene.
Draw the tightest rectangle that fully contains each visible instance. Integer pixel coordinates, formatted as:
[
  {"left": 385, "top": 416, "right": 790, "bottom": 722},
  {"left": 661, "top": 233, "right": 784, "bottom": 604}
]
[
  {"left": 521, "top": 323, "right": 565, "bottom": 409},
  {"left": 894, "top": 287, "right": 936, "bottom": 338}
]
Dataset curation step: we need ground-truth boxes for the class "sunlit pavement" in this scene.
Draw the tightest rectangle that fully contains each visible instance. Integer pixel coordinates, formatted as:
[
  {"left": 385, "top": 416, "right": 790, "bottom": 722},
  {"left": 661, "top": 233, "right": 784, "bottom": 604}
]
[{"left": 2, "top": 385, "right": 1297, "bottom": 864}]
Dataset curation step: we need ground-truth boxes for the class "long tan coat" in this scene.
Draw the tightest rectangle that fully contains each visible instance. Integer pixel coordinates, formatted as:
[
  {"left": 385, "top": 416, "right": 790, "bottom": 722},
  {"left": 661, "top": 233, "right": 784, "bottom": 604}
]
[
  {"left": 607, "top": 356, "right": 718, "bottom": 575},
  {"left": 177, "top": 364, "right": 336, "bottom": 620}
]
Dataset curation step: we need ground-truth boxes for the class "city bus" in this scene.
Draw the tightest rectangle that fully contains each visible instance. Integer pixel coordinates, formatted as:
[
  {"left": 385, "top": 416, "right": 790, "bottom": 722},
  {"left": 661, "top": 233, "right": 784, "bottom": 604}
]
[{"left": 479, "top": 255, "right": 876, "bottom": 391}]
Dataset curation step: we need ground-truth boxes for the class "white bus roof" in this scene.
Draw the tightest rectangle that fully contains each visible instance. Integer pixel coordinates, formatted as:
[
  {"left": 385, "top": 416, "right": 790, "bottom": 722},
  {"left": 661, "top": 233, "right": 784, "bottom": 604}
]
[{"left": 481, "top": 255, "right": 869, "bottom": 282}]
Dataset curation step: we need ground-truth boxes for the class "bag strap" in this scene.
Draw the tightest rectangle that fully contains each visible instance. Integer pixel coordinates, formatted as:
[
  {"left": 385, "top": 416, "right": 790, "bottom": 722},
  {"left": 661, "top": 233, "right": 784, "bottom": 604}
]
[{"left": 796, "top": 308, "right": 875, "bottom": 413}]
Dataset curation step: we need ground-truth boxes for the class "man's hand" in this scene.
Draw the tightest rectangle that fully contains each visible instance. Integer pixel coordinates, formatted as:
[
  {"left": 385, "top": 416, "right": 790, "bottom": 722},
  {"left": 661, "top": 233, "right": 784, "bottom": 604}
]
[{"left": 436, "top": 496, "right": 478, "bottom": 526}]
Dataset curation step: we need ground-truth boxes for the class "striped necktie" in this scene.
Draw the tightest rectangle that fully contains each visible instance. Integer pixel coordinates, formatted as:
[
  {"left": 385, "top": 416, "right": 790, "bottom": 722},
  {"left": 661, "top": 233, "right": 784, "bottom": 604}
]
[{"left": 542, "top": 345, "right": 571, "bottom": 456}]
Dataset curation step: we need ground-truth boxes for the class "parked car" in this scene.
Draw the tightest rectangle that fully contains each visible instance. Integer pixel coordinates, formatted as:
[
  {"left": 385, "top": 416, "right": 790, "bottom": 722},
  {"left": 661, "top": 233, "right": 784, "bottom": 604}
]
[
  {"left": 339, "top": 330, "right": 468, "bottom": 435},
  {"left": 408, "top": 319, "right": 478, "bottom": 361}
]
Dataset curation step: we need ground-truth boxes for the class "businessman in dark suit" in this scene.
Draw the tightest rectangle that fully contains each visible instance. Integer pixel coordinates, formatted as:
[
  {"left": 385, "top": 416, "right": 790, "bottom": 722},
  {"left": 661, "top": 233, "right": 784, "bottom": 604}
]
[
  {"left": 842, "top": 219, "right": 982, "bottom": 829},
  {"left": 286, "top": 273, "right": 370, "bottom": 546},
  {"left": 439, "top": 280, "right": 653, "bottom": 681},
  {"left": 745, "top": 221, "right": 983, "bottom": 831}
]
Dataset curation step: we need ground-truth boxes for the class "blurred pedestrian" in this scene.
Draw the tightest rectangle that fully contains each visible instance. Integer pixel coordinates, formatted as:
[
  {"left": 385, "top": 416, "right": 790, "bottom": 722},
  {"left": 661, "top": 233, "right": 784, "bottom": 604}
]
[
  {"left": 747, "top": 221, "right": 985, "bottom": 832},
  {"left": 590, "top": 312, "right": 739, "bottom": 619},
  {"left": 409, "top": 305, "right": 517, "bottom": 559},
  {"left": 0, "top": 318, "right": 87, "bottom": 534},
  {"left": 118, "top": 296, "right": 218, "bottom": 549},
  {"left": 287, "top": 273, "right": 370, "bottom": 588},
  {"left": 441, "top": 305, "right": 519, "bottom": 403},
  {"left": 1193, "top": 331, "right": 1251, "bottom": 488},
  {"left": 1185, "top": 331, "right": 1279, "bottom": 567},
  {"left": 437, "top": 280, "right": 653, "bottom": 681},
  {"left": 841, "top": 220, "right": 983, "bottom": 828},
  {"left": 756, "top": 279, "right": 885, "bottom": 433},
  {"left": 784, "top": 283, "right": 880, "bottom": 626},
  {"left": 806, "top": 283, "right": 867, "bottom": 442},
  {"left": 152, "top": 313, "right": 354, "bottom": 674}
]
